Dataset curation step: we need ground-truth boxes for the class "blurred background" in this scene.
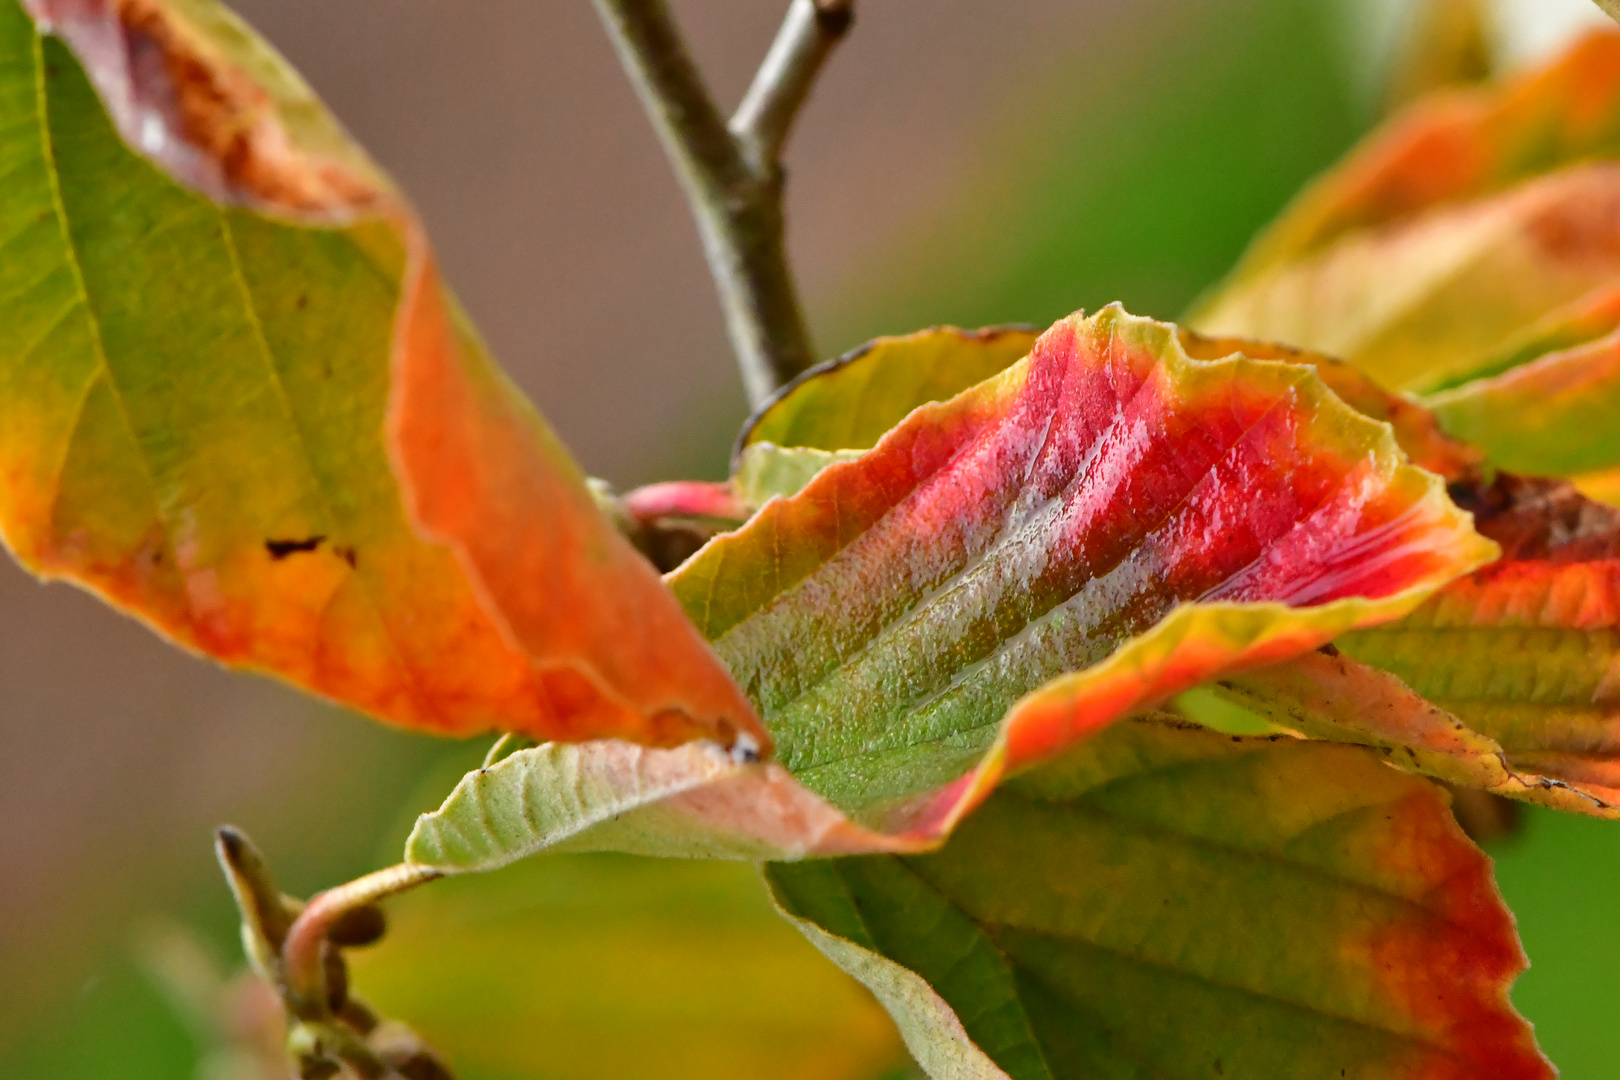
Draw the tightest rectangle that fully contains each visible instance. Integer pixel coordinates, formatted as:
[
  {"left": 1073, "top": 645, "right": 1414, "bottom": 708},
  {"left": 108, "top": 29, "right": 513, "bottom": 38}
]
[{"left": 2, "top": 0, "right": 1617, "bottom": 1076}]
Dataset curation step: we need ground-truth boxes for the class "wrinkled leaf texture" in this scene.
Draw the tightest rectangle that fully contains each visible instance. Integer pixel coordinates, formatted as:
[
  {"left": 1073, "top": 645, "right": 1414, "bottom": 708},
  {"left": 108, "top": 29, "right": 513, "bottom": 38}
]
[
  {"left": 769, "top": 717, "right": 1551, "bottom": 1080},
  {"left": 408, "top": 307, "right": 1492, "bottom": 868},
  {"left": 739, "top": 308, "right": 1620, "bottom": 821}
]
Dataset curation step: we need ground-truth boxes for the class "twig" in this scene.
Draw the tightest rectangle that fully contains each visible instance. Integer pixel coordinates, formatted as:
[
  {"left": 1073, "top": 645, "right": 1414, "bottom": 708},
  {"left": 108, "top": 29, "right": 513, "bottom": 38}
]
[
  {"left": 732, "top": 0, "right": 854, "bottom": 172},
  {"left": 590, "top": 0, "right": 855, "bottom": 409},
  {"left": 281, "top": 862, "right": 442, "bottom": 1017}
]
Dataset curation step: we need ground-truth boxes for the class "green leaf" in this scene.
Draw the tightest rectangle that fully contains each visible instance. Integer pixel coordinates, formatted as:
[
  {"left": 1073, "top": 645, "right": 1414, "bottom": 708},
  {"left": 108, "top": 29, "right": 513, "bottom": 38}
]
[
  {"left": 347, "top": 853, "right": 909, "bottom": 1080},
  {"left": 408, "top": 308, "right": 1493, "bottom": 870},
  {"left": 734, "top": 444, "right": 865, "bottom": 505},
  {"left": 1425, "top": 328, "right": 1620, "bottom": 477},
  {"left": 740, "top": 326, "right": 1039, "bottom": 455},
  {"left": 405, "top": 738, "right": 905, "bottom": 868},
  {"left": 0, "top": 0, "right": 760, "bottom": 747},
  {"left": 768, "top": 717, "right": 1551, "bottom": 1080}
]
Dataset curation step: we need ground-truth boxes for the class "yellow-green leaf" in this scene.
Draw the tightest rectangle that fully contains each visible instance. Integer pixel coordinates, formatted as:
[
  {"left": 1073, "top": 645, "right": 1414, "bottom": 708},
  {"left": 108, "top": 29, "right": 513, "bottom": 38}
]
[
  {"left": 0, "top": 0, "right": 759, "bottom": 747},
  {"left": 739, "top": 325, "right": 1038, "bottom": 455},
  {"left": 1426, "top": 328, "right": 1620, "bottom": 477}
]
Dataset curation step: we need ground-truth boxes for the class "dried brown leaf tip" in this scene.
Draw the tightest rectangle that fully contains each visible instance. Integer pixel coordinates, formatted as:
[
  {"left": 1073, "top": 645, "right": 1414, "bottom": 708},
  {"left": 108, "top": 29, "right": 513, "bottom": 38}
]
[{"left": 26, "top": 0, "right": 389, "bottom": 218}]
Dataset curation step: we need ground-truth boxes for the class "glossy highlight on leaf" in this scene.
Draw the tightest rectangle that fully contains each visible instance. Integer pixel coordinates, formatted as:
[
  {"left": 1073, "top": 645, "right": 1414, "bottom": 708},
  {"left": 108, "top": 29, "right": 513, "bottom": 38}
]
[
  {"left": 679, "top": 305, "right": 1494, "bottom": 830},
  {"left": 0, "top": 0, "right": 759, "bottom": 746},
  {"left": 408, "top": 308, "right": 1493, "bottom": 871},
  {"left": 1212, "top": 474, "right": 1620, "bottom": 815},
  {"left": 769, "top": 717, "right": 1551, "bottom": 1080}
]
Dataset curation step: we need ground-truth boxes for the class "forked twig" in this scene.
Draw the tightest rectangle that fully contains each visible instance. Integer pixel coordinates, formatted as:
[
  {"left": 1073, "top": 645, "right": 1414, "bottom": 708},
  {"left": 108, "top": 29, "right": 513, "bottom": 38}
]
[
  {"left": 215, "top": 828, "right": 451, "bottom": 1080},
  {"left": 589, "top": 0, "right": 855, "bottom": 409}
]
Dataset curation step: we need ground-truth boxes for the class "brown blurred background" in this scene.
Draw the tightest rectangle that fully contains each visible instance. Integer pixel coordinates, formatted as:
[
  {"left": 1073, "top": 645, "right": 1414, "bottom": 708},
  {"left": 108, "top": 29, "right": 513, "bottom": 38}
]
[{"left": 4, "top": 1, "right": 1618, "bottom": 1077}]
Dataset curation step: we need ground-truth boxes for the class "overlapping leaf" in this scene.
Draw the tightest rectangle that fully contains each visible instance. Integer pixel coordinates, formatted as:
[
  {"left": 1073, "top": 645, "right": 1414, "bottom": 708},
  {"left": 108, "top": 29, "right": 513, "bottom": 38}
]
[
  {"left": 1203, "top": 474, "right": 1620, "bottom": 816},
  {"left": 0, "top": 0, "right": 758, "bottom": 746},
  {"left": 1212, "top": 27, "right": 1620, "bottom": 298},
  {"left": 739, "top": 325, "right": 1040, "bottom": 457},
  {"left": 407, "top": 307, "right": 1493, "bottom": 869},
  {"left": 768, "top": 717, "right": 1551, "bottom": 1080},
  {"left": 1192, "top": 161, "right": 1620, "bottom": 393},
  {"left": 1190, "top": 29, "right": 1620, "bottom": 398},
  {"left": 1426, "top": 328, "right": 1620, "bottom": 478}
]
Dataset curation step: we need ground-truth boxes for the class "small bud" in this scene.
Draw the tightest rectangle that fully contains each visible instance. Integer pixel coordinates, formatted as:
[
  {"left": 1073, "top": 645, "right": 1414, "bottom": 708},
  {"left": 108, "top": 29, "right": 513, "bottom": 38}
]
[{"left": 327, "top": 903, "right": 387, "bottom": 948}]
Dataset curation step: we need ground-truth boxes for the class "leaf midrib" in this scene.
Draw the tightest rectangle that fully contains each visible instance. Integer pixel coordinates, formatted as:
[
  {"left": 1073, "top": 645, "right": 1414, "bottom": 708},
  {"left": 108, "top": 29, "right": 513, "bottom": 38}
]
[
  {"left": 30, "top": 24, "right": 442, "bottom": 721},
  {"left": 763, "top": 367, "right": 1317, "bottom": 781}
]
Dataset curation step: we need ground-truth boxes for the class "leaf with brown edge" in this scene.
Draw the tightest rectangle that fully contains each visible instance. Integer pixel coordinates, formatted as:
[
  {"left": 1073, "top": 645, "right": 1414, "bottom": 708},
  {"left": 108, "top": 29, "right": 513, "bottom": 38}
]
[
  {"left": 0, "top": 0, "right": 760, "bottom": 747},
  {"left": 739, "top": 324, "right": 1040, "bottom": 456},
  {"left": 767, "top": 716, "right": 1552, "bottom": 1080},
  {"left": 1205, "top": 26, "right": 1620, "bottom": 294},
  {"left": 1199, "top": 474, "right": 1620, "bottom": 816},
  {"left": 406, "top": 306, "right": 1494, "bottom": 871}
]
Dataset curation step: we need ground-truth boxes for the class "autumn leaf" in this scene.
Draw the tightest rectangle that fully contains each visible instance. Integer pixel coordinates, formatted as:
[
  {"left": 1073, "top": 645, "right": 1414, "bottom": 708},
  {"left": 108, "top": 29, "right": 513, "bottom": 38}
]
[
  {"left": 407, "top": 307, "right": 1493, "bottom": 869},
  {"left": 1201, "top": 474, "right": 1620, "bottom": 817},
  {"left": 0, "top": 0, "right": 759, "bottom": 747},
  {"left": 1192, "top": 162, "right": 1620, "bottom": 393},
  {"left": 1209, "top": 28, "right": 1620, "bottom": 299},
  {"left": 1175, "top": 330, "right": 1485, "bottom": 481},
  {"left": 1189, "top": 29, "right": 1620, "bottom": 396},
  {"left": 768, "top": 716, "right": 1551, "bottom": 1080}
]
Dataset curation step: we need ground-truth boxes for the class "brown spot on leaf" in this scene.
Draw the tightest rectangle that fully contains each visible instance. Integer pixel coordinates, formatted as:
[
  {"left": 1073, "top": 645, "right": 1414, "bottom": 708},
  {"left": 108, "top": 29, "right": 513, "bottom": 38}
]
[{"left": 265, "top": 536, "right": 325, "bottom": 560}]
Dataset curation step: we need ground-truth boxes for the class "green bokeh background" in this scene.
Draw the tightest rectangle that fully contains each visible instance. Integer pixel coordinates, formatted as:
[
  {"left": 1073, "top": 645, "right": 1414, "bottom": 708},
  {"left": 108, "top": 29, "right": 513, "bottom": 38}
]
[{"left": 3, "top": 0, "right": 1616, "bottom": 1076}]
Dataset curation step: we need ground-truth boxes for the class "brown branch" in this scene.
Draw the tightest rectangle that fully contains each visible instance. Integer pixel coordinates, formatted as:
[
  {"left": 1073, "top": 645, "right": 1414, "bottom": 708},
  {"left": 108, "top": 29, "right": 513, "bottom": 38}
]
[
  {"left": 217, "top": 829, "right": 450, "bottom": 1080},
  {"left": 590, "top": 0, "right": 855, "bottom": 409},
  {"left": 731, "top": 0, "right": 854, "bottom": 172}
]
